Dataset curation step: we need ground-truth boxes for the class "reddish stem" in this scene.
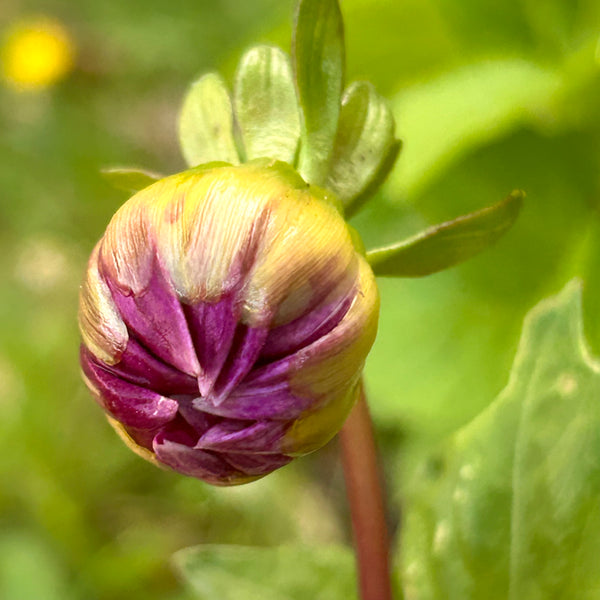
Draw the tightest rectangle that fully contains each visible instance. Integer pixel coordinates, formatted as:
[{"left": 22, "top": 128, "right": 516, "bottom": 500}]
[{"left": 340, "top": 383, "right": 393, "bottom": 600}]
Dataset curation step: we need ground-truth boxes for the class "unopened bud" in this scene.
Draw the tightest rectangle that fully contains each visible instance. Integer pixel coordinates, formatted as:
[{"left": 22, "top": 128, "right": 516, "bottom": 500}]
[{"left": 79, "top": 161, "right": 379, "bottom": 485}]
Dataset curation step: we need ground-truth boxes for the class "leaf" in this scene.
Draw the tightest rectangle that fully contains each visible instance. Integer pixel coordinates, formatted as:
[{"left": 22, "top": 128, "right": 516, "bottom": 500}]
[
  {"left": 326, "top": 81, "right": 400, "bottom": 215},
  {"left": 233, "top": 45, "right": 301, "bottom": 164},
  {"left": 366, "top": 190, "right": 523, "bottom": 277},
  {"left": 293, "top": 0, "right": 344, "bottom": 186},
  {"left": 173, "top": 544, "right": 358, "bottom": 600},
  {"left": 400, "top": 280, "right": 600, "bottom": 599},
  {"left": 100, "top": 167, "right": 162, "bottom": 194},
  {"left": 178, "top": 73, "right": 240, "bottom": 167}
]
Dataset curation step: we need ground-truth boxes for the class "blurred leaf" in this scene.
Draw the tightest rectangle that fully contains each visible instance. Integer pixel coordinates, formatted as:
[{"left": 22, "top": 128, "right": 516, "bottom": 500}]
[
  {"left": 367, "top": 191, "right": 523, "bottom": 277},
  {"left": 326, "top": 81, "right": 399, "bottom": 214},
  {"left": 437, "top": 0, "right": 599, "bottom": 58},
  {"left": 233, "top": 45, "right": 300, "bottom": 164},
  {"left": 342, "top": 0, "right": 459, "bottom": 94},
  {"left": 293, "top": 0, "right": 344, "bottom": 185},
  {"left": 174, "top": 544, "right": 358, "bottom": 600},
  {"left": 389, "top": 59, "right": 561, "bottom": 197},
  {"left": 179, "top": 73, "right": 240, "bottom": 167},
  {"left": 400, "top": 280, "right": 600, "bottom": 599},
  {"left": 434, "top": 0, "right": 535, "bottom": 56},
  {"left": 101, "top": 167, "right": 162, "bottom": 194},
  {"left": 520, "top": 0, "right": 580, "bottom": 54}
]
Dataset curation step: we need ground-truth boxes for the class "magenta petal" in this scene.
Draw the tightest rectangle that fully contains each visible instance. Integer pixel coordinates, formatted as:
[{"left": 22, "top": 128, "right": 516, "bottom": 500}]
[
  {"left": 182, "top": 294, "right": 238, "bottom": 396},
  {"left": 261, "top": 294, "right": 353, "bottom": 359},
  {"left": 175, "top": 396, "right": 219, "bottom": 433},
  {"left": 119, "top": 424, "right": 161, "bottom": 451},
  {"left": 81, "top": 347, "right": 179, "bottom": 429},
  {"left": 221, "top": 452, "right": 292, "bottom": 476},
  {"left": 104, "top": 264, "right": 201, "bottom": 378},
  {"left": 93, "top": 339, "right": 198, "bottom": 396},
  {"left": 192, "top": 388, "right": 310, "bottom": 421},
  {"left": 192, "top": 354, "right": 314, "bottom": 420},
  {"left": 210, "top": 325, "right": 269, "bottom": 403},
  {"left": 194, "top": 358, "right": 313, "bottom": 424},
  {"left": 196, "top": 420, "right": 288, "bottom": 453},
  {"left": 153, "top": 431, "right": 244, "bottom": 484}
]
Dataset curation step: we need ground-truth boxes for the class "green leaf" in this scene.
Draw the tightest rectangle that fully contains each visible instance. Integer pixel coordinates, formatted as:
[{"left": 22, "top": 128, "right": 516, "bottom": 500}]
[
  {"left": 178, "top": 73, "right": 240, "bottom": 167},
  {"left": 100, "top": 167, "right": 162, "bottom": 194},
  {"left": 233, "top": 45, "right": 301, "bottom": 164},
  {"left": 400, "top": 280, "right": 600, "bottom": 599},
  {"left": 326, "top": 81, "right": 399, "bottom": 215},
  {"left": 366, "top": 190, "right": 523, "bottom": 277},
  {"left": 173, "top": 544, "right": 358, "bottom": 600},
  {"left": 293, "top": 0, "right": 345, "bottom": 186}
]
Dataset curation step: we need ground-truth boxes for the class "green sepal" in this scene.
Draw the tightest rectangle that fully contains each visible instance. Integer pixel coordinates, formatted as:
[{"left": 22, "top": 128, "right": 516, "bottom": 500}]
[
  {"left": 100, "top": 167, "right": 162, "bottom": 194},
  {"left": 188, "top": 161, "right": 234, "bottom": 174},
  {"left": 326, "top": 81, "right": 399, "bottom": 214},
  {"left": 346, "top": 139, "right": 401, "bottom": 218},
  {"left": 293, "top": 0, "right": 344, "bottom": 186},
  {"left": 233, "top": 45, "right": 301, "bottom": 165},
  {"left": 173, "top": 544, "right": 358, "bottom": 600},
  {"left": 367, "top": 190, "right": 524, "bottom": 277},
  {"left": 179, "top": 73, "right": 240, "bottom": 167},
  {"left": 347, "top": 224, "right": 367, "bottom": 256}
]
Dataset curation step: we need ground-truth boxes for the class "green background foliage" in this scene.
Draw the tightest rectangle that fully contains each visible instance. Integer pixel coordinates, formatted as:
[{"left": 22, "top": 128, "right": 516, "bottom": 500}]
[{"left": 0, "top": 0, "right": 599, "bottom": 598}]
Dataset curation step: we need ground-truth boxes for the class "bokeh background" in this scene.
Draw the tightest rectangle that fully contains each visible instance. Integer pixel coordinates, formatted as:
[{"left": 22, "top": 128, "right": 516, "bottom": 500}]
[{"left": 0, "top": 0, "right": 599, "bottom": 598}]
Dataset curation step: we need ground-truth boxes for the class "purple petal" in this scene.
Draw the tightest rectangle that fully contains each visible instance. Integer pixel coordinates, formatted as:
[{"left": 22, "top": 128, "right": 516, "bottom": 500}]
[
  {"left": 182, "top": 293, "right": 238, "bottom": 396},
  {"left": 210, "top": 324, "right": 269, "bottom": 403},
  {"left": 192, "top": 353, "right": 315, "bottom": 420},
  {"left": 118, "top": 424, "right": 161, "bottom": 451},
  {"left": 175, "top": 395, "right": 220, "bottom": 434},
  {"left": 220, "top": 452, "right": 292, "bottom": 476},
  {"left": 196, "top": 420, "right": 289, "bottom": 453},
  {"left": 92, "top": 339, "right": 198, "bottom": 396},
  {"left": 80, "top": 347, "right": 179, "bottom": 429},
  {"left": 153, "top": 428, "right": 246, "bottom": 485},
  {"left": 192, "top": 387, "right": 311, "bottom": 421},
  {"left": 103, "top": 262, "right": 201, "bottom": 378},
  {"left": 261, "top": 293, "right": 353, "bottom": 359}
]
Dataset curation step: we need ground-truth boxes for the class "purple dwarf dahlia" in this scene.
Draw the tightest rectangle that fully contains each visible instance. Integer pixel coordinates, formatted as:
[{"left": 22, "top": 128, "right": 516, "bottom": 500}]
[{"left": 79, "top": 160, "right": 379, "bottom": 485}]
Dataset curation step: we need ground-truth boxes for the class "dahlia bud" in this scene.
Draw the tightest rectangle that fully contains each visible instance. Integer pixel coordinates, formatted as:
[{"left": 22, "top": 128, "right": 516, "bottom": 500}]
[
  {"left": 79, "top": 161, "right": 379, "bottom": 485},
  {"left": 79, "top": 0, "right": 517, "bottom": 487}
]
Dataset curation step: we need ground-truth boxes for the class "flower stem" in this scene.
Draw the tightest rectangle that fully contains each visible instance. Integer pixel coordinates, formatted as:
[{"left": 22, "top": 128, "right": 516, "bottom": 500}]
[{"left": 340, "top": 382, "right": 393, "bottom": 600}]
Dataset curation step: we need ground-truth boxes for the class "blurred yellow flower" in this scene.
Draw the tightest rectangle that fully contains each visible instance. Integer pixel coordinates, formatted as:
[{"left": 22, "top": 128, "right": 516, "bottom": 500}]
[{"left": 1, "top": 18, "right": 75, "bottom": 91}]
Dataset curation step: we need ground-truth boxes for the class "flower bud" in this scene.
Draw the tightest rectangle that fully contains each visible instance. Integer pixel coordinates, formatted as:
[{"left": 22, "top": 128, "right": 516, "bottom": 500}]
[{"left": 79, "top": 161, "right": 379, "bottom": 485}]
